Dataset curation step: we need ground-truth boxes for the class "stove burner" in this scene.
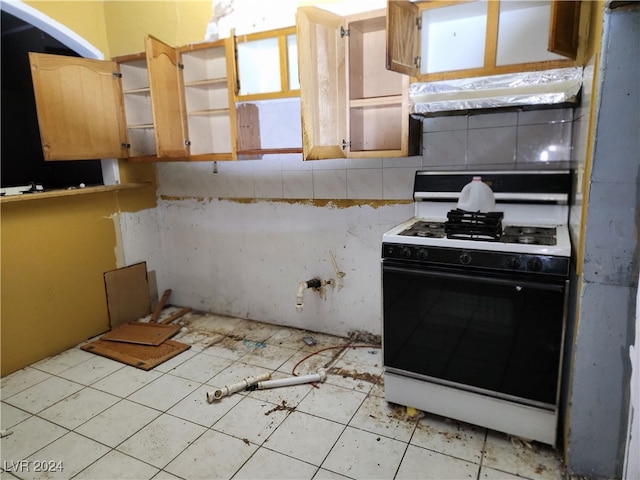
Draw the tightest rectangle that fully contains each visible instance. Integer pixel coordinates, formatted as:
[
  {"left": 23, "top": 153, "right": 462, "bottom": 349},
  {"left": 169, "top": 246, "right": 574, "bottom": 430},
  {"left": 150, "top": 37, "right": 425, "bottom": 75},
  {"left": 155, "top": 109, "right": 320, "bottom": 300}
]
[
  {"left": 518, "top": 236, "right": 536, "bottom": 244},
  {"left": 502, "top": 226, "right": 557, "bottom": 246},
  {"left": 398, "top": 221, "right": 446, "bottom": 238}
]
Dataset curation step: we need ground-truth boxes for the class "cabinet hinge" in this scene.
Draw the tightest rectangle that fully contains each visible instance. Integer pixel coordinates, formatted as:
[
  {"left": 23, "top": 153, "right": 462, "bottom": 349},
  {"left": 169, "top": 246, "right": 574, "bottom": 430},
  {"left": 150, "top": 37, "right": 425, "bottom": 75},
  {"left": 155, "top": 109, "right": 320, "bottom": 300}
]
[
  {"left": 178, "top": 63, "right": 184, "bottom": 70},
  {"left": 340, "top": 26, "right": 349, "bottom": 38},
  {"left": 416, "top": 16, "right": 422, "bottom": 30},
  {"left": 112, "top": 72, "right": 123, "bottom": 79},
  {"left": 342, "top": 139, "right": 350, "bottom": 150},
  {"left": 121, "top": 142, "right": 131, "bottom": 149},
  {"left": 415, "top": 56, "right": 421, "bottom": 70},
  {"left": 184, "top": 139, "right": 191, "bottom": 147}
]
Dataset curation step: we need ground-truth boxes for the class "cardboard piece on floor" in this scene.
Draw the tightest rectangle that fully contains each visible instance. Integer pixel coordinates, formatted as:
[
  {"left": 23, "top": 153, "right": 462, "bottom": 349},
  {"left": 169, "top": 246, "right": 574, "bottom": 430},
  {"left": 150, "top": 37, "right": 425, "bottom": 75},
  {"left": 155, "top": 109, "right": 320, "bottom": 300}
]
[
  {"left": 100, "top": 322, "right": 181, "bottom": 346},
  {"left": 104, "top": 262, "right": 151, "bottom": 328},
  {"left": 81, "top": 339, "right": 190, "bottom": 370}
]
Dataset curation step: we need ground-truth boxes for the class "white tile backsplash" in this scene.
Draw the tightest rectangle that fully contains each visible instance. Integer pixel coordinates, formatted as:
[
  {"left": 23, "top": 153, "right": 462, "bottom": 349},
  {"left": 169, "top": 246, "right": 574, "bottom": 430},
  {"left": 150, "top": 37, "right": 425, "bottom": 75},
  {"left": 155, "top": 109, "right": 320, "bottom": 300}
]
[
  {"left": 382, "top": 167, "right": 420, "bottom": 200},
  {"left": 469, "top": 111, "right": 518, "bottom": 129},
  {"left": 312, "top": 169, "right": 347, "bottom": 199},
  {"left": 423, "top": 130, "right": 467, "bottom": 167},
  {"left": 516, "top": 122, "right": 573, "bottom": 164},
  {"left": 346, "top": 168, "right": 383, "bottom": 199},
  {"left": 467, "top": 126, "right": 517, "bottom": 165},
  {"left": 518, "top": 108, "right": 573, "bottom": 125},
  {"left": 282, "top": 170, "right": 313, "bottom": 198},
  {"left": 155, "top": 108, "right": 572, "bottom": 202},
  {"left": 423, "top": 115, "right": 468, "bottom": 132}
]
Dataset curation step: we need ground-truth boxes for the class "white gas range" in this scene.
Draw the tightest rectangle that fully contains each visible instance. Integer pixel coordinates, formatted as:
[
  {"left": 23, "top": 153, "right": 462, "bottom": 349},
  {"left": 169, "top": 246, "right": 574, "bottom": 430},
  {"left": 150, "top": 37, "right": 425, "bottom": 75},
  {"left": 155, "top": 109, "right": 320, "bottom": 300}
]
[
  {"left": 383, "top": 170, "right": 571, "bottom": 257},
  {"left": 382, "top": 170, "right": 572, "bottom": 447}
]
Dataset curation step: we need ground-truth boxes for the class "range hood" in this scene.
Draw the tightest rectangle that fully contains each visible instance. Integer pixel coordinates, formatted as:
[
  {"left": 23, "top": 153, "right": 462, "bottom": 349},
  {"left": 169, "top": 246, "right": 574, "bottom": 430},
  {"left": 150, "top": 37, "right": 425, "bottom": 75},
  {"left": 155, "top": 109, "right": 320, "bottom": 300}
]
[{"left": 410, "top": 67, "right": 583, "bottom": 115}]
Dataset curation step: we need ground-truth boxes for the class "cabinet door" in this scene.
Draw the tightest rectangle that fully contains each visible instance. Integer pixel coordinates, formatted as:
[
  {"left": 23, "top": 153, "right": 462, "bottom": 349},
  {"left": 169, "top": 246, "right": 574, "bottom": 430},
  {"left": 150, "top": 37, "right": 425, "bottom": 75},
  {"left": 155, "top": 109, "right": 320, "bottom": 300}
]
[
  {"left": 296, "top": 7, "right": 347, "bottom": 160},
  {"left": 386, "top": 0, "right": 419, "bottom": 76},
  {"left": 548, "top": 0, "right": 581, "bottom": 59},
  {"left": 145, "top": 35, "right": 190, "bottom": 159},
  {"left": 28, "top": 53, "right": 128, "bottom": 161}
]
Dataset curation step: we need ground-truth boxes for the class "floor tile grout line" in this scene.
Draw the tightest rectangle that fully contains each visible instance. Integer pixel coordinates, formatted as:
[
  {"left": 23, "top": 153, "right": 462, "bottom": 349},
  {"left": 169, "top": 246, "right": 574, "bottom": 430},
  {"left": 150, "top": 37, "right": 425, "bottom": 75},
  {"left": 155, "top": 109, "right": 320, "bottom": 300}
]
[
  {"left": 476, "top": 428, "right": 489, "bottom": 480},
  {"left": 392, "top": 422, "right": 418, "bottom": 480}
]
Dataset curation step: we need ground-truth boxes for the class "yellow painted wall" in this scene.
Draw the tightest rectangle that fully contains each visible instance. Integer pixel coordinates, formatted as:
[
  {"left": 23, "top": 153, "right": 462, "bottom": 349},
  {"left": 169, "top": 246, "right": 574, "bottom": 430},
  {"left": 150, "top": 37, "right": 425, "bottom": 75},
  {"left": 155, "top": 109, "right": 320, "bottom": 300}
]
[
  {"left": 103, "top": 1, "right": 213, "bottom": 57},
  {"left": 1, "top": 2, "right": 159, "bottom": 376},
  {"left": 25, "top": 1, "right": 111, "bottom": 56}
]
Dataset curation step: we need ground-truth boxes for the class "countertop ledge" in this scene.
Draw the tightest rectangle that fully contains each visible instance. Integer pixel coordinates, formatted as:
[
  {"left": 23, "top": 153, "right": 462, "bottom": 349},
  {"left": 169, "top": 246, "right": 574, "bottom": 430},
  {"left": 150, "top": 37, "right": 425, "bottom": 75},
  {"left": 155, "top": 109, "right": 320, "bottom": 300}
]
[{"left": 0, "top": 182, "right": 152, "bottom": 204}]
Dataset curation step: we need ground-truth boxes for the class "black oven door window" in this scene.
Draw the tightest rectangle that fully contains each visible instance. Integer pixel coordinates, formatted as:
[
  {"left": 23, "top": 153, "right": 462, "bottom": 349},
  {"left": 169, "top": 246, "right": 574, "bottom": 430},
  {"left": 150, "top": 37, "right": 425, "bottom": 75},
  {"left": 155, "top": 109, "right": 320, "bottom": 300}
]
[{"left": 383, "top": 264, "right": 566, "bottom": 406}]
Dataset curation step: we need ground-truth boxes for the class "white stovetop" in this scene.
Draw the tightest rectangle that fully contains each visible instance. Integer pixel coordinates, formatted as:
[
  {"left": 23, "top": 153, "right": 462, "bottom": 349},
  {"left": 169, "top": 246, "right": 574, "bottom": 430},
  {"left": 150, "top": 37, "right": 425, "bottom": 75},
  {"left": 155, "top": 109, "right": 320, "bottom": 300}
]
[{"left": 383, "top": 201, "right": 571, "bottom": 257}]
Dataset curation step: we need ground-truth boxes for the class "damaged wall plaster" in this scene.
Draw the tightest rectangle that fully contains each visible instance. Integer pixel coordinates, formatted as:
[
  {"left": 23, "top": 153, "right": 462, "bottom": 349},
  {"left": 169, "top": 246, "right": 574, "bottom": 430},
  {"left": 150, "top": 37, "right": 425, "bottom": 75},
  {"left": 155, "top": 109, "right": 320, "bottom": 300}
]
[{"left": 119, "top": 197, "right": 413, "bottom": 338}]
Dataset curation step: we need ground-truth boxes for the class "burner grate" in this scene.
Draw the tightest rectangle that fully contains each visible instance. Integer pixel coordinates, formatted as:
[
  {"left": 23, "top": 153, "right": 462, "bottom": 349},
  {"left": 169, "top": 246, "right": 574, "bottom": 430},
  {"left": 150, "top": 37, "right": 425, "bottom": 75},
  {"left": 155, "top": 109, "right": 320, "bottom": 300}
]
[{"left": 444, "top": 209, "right": 504, "bottom": 241}]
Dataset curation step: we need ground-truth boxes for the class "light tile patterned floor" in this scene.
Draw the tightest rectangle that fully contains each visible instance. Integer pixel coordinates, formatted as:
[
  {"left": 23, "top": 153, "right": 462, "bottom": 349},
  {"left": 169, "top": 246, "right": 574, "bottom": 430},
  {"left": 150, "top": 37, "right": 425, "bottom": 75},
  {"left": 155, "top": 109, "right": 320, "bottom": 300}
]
[{"left": 1, "top": 312, "right": 565, "bottom": 479}]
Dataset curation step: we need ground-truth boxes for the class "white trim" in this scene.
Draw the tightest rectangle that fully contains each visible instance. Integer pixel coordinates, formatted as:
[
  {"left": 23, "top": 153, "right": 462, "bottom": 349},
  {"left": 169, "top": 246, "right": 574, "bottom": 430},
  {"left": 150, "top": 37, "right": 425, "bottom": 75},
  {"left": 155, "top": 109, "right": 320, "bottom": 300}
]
[
  {"left": 1, "top": 0, "right": 121, "bottom": 185},
  {"left": 0, "top": 0, "right": 103, "bottom": 60}
]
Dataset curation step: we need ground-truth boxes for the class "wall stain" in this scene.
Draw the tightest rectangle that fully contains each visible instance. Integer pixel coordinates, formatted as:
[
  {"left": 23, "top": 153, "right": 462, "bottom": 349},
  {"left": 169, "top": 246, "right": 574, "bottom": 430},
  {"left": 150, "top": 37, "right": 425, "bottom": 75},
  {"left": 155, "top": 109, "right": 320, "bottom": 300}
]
[{"left": 159, "top": 196, "right": 412, "bottom": 209}]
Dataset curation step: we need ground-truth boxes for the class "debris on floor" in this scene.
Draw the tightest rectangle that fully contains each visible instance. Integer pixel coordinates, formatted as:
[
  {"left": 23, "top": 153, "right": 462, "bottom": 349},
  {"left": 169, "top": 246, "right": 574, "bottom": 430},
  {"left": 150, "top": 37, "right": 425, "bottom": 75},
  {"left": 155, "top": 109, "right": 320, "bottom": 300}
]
[
  {"left": 81, "top": 338, "right": 191, "bottom": 371},
  {"left": 83, "top": 274, "right": 192, "bottom": 370},
  {"left": 302, "top": 335, "right": 317, "bottom": 346},
  {"left": 100, "top": 322, "right": 181, "bottom": 346}
]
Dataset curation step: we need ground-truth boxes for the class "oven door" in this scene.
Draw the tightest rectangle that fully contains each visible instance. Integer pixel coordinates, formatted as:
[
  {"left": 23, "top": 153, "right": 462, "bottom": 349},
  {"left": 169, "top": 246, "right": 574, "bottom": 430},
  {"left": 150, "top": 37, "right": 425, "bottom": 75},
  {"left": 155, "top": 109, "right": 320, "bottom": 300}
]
[{"left": 382, "top": 261, "right": 568, "bottom": 407}]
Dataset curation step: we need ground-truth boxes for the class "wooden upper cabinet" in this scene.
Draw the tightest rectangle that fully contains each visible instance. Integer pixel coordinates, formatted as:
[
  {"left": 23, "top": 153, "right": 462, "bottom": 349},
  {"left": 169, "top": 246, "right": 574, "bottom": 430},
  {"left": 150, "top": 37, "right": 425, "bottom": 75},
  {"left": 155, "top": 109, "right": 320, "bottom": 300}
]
[
  {"left": 297, "top": 7, "right": 419, "bottom": 160},
  {"left": 296, "top": 7, "right": 347, "bottom": 160},
  {"left": 548, "top": 0, "right": 581, "bottom": 59},
  {"left": 145, "top": 35, "right": 190, "bottom": 159},
  {"left": 28, "top": 53, "right": 128, "bottom": 161},
  {"left": 386, "top": 0, "right": 583, "bottom": 82},
  {"left": 29, "top": 35, "right": 240, "bottom": 163}
]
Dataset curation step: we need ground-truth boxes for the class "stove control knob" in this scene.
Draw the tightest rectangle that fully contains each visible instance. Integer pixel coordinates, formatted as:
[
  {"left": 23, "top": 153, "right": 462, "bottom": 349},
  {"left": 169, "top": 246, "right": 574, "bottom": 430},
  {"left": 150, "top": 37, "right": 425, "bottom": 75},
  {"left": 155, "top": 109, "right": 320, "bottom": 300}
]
[
  {"left": 527, "top": 257, "right": 543, "bottom": 272},
  {"left": 401, "top": 247, "right": 412, "bottom": 259},
  {"left": 506, "top": 257, "right": 521, "bottom": 269},
  {"left": 459, "top": 253, "right": 472, "bottom": 265},
  {"left": 416, "top": 249, "right": 429, "bottom": 260}
]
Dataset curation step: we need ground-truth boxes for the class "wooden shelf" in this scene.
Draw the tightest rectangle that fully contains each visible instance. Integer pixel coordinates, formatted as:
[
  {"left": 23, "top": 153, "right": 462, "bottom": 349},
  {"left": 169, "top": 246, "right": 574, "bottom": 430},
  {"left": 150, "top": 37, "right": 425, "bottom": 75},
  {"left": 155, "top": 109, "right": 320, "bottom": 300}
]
[
  {"left": 237, "top": 147, "right": 303, "bottom": 156},
  {"left": 0, "top": 182, "right": 152, "bottom": 204},
  {"left": 185, "top": 78, "right": 228, "bottom": 88},
  {"left": 187, "top": 108, "right": 230, "bottom": 116},
  {"left": 124, "top": 87, "right": 151, "bottom": 95},
  {"left": 349, "top": 95, "right": 403, "bottom": 108}
]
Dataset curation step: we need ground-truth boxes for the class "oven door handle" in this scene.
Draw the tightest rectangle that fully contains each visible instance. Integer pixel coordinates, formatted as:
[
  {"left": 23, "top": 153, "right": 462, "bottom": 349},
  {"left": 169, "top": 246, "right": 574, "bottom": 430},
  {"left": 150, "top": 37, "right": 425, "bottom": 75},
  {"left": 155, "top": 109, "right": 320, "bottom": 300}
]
[{"left": 383, "top": 265, "right": 565, "bottom": 293}]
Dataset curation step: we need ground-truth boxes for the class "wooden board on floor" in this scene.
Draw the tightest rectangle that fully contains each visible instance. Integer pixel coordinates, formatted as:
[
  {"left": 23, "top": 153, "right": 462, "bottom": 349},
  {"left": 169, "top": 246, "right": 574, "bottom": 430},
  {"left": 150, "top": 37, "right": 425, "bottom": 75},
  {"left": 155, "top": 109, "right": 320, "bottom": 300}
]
[
  {"left": 100, "top": 322, "right": 181, "bottom": 346},
  {"left": 81, "top": 339, "right": 190, "bottom": 370},
  {"left": 104, "top": 262, "right": 151, "bottom": 328}
]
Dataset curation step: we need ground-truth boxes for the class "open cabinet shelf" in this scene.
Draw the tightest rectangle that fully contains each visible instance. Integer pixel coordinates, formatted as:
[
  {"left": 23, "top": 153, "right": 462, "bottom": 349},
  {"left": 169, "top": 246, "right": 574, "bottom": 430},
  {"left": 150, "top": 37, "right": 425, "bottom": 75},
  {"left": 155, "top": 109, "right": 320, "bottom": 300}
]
[{"left": 297, "top": 7, "right": 420, "bottom": 160}]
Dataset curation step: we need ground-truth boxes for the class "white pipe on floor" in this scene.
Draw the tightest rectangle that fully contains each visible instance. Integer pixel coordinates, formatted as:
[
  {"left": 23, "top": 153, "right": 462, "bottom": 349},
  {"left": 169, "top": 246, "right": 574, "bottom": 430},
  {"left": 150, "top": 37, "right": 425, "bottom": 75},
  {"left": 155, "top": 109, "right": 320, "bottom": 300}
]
[
  {"left": 206, "top": 372, "right": 272, "bottom": 403},
  {"left": 256, "top": 368, "right": 327, "bottom": 390}
]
